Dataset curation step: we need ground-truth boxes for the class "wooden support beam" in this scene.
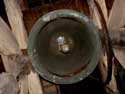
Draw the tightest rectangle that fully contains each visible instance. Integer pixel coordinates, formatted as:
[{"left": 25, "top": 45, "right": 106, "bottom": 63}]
[
  {"left": 3, "top": 1, "right": 44, "bottom": 94},
  {"left": 28, "top": 70, "right": 44, "bottom": 94},
  {"left": 4, "top": 0, "right": 28, "bottom": 49},
  {"left": 107, "top": 0, "right": 125, "bottom": 73},
  {"left": 0, "top": 17, "right": 21, "bottom": 75},
  {"left": 88, "top": 0, "right": 108, "bottom": 29},
  {"left": 108, "top": 0, "right": 125, "bottom": 32},
  {"left": 0, "top": 17, "right": 21, "bottom": 55},
  {"left": 0, "top": 73, "right": 19, "bottom": 94},
  {"left": 88, "top": 0, "right": 119, "bottom": 93}
]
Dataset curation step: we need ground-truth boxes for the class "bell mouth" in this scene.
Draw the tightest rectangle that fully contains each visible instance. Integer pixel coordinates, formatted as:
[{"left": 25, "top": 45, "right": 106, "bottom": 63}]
[
  {"left": 28, "top": 9, "right": 101, "bottom": 84},
  {"left": 36, "top": 18, "right": 94, "bottom": 77}
]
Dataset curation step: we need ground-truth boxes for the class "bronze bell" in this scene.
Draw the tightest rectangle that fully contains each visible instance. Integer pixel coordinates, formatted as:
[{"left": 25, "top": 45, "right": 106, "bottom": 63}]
[{"left": 28, "top": 9, "right": 101, "bottom": 84}]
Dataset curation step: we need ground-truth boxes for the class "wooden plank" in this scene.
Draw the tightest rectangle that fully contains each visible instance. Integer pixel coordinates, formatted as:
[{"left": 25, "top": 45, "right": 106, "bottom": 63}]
[
  {"left": 88, "top": 0, "right": 108, "bottom": 82},
  {"left": 1, "top": 55, "right": 16, "bottom": 74},
  {"left": 4, "top": 0, "right": 28, "bottom": 49},
  {"left": 3, "top": 0, "right": 44, "bottom": 93},
  {"left": 88, "top": 0, "right": 119, "bottom": 93},
  {"left": 0, "top": 73, "right": 19, "bottom": 94},
  {"left": 88, "top": 0, "right": 108, "bottom": 29},
  {"left": 107, "top": 0, "right": 125, "bottom": 70},
  {"left": 42, "top": 80, "right": 60, "bottom": 94},
  {"left": 28, "top": 70, "right": 44, "bottom": 94},
  {"left": 95, "top": 0, "right": 108, "bottom": 21},
  {"left": 0, "top": 17, "right": 21, "bottom": 55},
  {"left": 113, "top": 48, "right": 125, "bottom": 69},
  {"left": 19, "top": 75, "right": 29, "bottom": 94},
  {"left": 108, "top": 0, "right": 125, "bottom": 32},
  {"left": 104, "top": 63, "right": 119, "bottom": 94}
]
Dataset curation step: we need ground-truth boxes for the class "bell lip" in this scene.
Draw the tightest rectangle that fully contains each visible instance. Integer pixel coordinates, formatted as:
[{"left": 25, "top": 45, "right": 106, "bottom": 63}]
[{"left": 28, "top": 9, "right": 101, "bottom": 84}]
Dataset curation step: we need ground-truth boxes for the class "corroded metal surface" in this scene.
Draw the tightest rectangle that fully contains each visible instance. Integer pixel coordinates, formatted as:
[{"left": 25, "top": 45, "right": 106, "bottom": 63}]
[{"left": 28, "top": 9, "right": 101, "bottom": 84}]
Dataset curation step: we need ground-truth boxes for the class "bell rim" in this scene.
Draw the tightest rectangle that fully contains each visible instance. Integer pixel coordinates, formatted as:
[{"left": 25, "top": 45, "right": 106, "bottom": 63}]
[{"left": 28, "top": 9, "right": 101, "bottom": 84}]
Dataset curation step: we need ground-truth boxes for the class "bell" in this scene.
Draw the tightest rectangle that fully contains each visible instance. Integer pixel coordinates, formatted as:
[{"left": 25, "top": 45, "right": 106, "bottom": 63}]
[{"left": 28, "top": 9, "right": 101, "bottom": 84}]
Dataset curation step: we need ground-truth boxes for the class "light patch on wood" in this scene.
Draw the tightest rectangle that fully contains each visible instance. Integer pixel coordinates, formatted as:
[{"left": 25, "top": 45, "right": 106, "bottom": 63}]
[
  {"left": 4, "top": 0, "right": 28, "bottom": 49},
  {"left": 28, "top": 70, "right": 44, "bottom": 94},
  {"left": 0, "top": 17, "right": 21, "bottom": 55},
  {"left": 113, "top": 48, "right": 125, "bottom": 69},
  {"left": 0, "top": 73, "right": 19, "bottom": 94},
  {"left": 19, "top": 75, "right": 28, "bottom": 94},
  {"left": 108, "top": 0, "right": 125, "bottom": 32},
  {"left": 88, "top": 0, "right": 108, "bottom": 29}
]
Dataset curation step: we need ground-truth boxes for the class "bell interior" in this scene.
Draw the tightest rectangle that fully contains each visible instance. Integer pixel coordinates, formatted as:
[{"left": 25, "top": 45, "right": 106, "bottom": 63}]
[{"left": 35, "top": 18, "right": 96, "bottom": 77}]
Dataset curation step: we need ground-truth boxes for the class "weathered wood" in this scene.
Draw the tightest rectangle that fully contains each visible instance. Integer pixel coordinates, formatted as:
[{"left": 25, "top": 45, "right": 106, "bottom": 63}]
[
  {"left": 4, "top": 0, "right": 28, "bottom": 49},
  {"left": 1, "top": 55, "right": 16, "bottom": 74},
  {"left": 105, "top": 63, "right": 119, "bottom": 94},
  {"left": 0, "top": 17, "right": 22, "bottom": 80},
  {"left": 3, "top": 0, "right": 44, "bottom": 93},
  {"left": 108, "top": 0, "right": 125, "bottom": 32},
  {"left": 89, "top": 0, "right": 119, "bottom": 93},
  {"left": 28, "top": 70, "right": 44, "bottom": 94},
  {"left": 1, "top": 55, "right": 29, "bottom": 94},
  {"left": 0, "top": 17, "right": 21, "bottom": 55},
  {"left": 19, "top": 75, "right": 28, "bottom": 94},
  {"left": 107, "top": 0, "right": 125, "bottom": 72},
  {"left": 88, "top": 0, "right": 108, "bottom": 29},
  {"left": 0, "top": 73, "right": 19, "bottom": 94},
  {"left": 113, "top": 48, "right": 125, "bottom": 70},
  {"left": 88, "top": 0, "right": 109, "bottom": 82},
  {"left": 0, "top": 16, "right": 29, "bottom": 94},
  {"left": 42, "top": 80, "right": 60, "bottom": 94},
  {"left": 99, "top": 30, "right": 125, "bottom": 47}
]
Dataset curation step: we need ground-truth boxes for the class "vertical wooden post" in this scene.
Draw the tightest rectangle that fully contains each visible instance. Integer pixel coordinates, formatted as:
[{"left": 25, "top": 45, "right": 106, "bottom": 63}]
[
  {"left": 0, "top": 17, "right": 21, "bottom": 56},
  {"left": 28, "top": 70, "right": 44, "bottom": 94},
  {"left": 4, "top": 0, "right": 28, "bottom": 49},
  {"left": 0, "top": 17, "right": 21, "bottom": 74},
  {"left": 88, "top": 0, "right": 119, "bottom": 93},
  {"left": 3, "top": 0, "right": 44, "bottom": 94}
]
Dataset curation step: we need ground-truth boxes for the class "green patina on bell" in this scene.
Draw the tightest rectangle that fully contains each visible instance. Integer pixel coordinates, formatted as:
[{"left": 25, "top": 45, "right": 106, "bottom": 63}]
[{"left": 28, "top": 9, "right": 101, "bottom": 84}]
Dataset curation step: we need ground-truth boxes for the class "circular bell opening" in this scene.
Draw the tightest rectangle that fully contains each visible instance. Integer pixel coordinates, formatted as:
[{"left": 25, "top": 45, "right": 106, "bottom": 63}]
[{"left": 28, "top": 9, "right": 101, "bottom": 84}]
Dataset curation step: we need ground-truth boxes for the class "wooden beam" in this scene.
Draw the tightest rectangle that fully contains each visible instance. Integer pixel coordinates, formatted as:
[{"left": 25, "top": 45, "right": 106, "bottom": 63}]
[
  {"left": 0, "top": 73, "right": 19, "bottom": 94},
  {"left": 88, "top": 0, "right": 108, "bottom": 29},
  {"left": 3, "top": 0, "right": 44, "bottom": 94},
  {"left": 113, "top": 48, "right": 125, "bottom": 69},
  {"left": 28, "top": 70, "right": 44, "bottom": 94},
  {"left": 0, "top": 17, "right": 21, "bottom": 74},
  {"left": 0, "top": 17, "right": 21, "bottom": 55},
  {"left": 1, "top": 55, "right": 16, "bottom": 74},
  {"left": 88, "top": 0, "right": 119, "bottom": 93},
  {"left": 108, "top": 0, "right": 125, "bottom": 32},
  {"left": 4, "top": 0, "right": 28, "bottom": 49},
  {"left": 107, "top": 0, "right": 125, "bottom": 71}
]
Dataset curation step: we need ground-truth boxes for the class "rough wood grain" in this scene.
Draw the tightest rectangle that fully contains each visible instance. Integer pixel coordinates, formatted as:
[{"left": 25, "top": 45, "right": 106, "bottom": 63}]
[
  {"left": 28, "top": 70, "right": 44, "bottom": 94},
  {"left": 105, "top": 63, "right": 119, "bottom": 94},
  {"left": 88, "top": 0, "right": 109, "bottom": 82},
  {"left": 0, "top": 73, "right": 19, "bottom": 94},
  {"left": 108, "top": 0, "right": 125, "bottom": 32},
  {"left": 42, "top": 80, "right": 60, "bottom": 94},
  {"left": 0, "top": 17, "right": 21, "bottom": 55},
  {"left": 3, "top": 0, "right": 44, "bottom": 93},
  {"left": 89, "top": 0, "right": 119, "bottom": 93},
  {"left": 113, "top": 48, "right": 125, "bottom": 70},
  {"left": 19, "top": 75, "right": 28, "bottom": 94},
  {"left": 88, "top": 0, "right": 108, "bottom": 29},
  {"left": 4, "top": 0, "right": 28, "bottom": 49},
  {"left": 1, "top": 55, "right": 16, "bottom": 74},
  {"left": 107, "top": 0, "right": 125, "bottom": 71},
  {"left": 0, "top": 16, "right": 28, "bottom": 94}
]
